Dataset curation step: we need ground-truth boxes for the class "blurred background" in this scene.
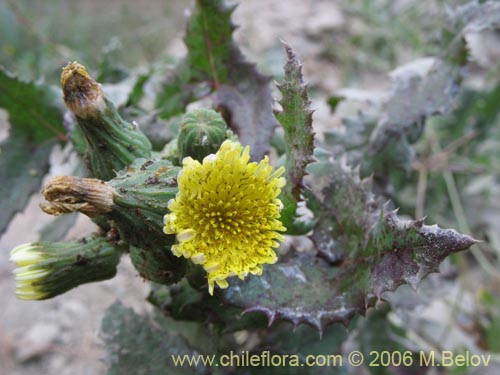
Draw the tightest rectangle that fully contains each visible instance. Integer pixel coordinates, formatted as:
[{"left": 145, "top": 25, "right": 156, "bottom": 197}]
[{"left": 1, "top": 0, "right": 500, "bottom": 374}]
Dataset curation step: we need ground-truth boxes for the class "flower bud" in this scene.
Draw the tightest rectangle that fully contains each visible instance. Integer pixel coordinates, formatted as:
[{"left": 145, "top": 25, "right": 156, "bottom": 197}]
[
  {"left": 61, "top": 62, "right": 106, "bottom": 119},
  {"left": 10, "top": 236, "right": 121, "bottom": 300},
  {"left": 40, "top": 176, "right": 115, "bottom": 217},
  {"left": 40, "top": 159, "right": 187, "bottom": 285},
  {"left": 177, "top": 109, "right": 229, "bottom": 163},
  {"left": 61, "top": 62, "right": 152, "bottom": 180}
]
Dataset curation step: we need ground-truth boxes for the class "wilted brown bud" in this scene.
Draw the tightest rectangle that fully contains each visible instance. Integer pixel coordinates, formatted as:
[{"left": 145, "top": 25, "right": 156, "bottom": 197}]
[
  {"left": 61, "top": 62, "right": 105, "bottom": 118},
  {"left": 40, "top": 176, "right": 115, "bottom": 217}
]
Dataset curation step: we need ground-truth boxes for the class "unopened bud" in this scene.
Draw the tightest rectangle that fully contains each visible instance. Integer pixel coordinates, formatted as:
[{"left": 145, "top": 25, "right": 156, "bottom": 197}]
[
  {"left": 10, "top": 236, "right": 121, "bottom": 300},
  {"left": 61, "top": 61, "right": 152, "bottom": 180},
  {"left": 62, "top": 62, "right": 105, "bottom": 119},
  {"left": 178, "top": 109, "right": 230, "bottom": 162}
]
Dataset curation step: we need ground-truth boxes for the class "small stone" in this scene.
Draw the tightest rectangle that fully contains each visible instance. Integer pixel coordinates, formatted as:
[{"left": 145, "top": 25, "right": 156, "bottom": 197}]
[{"left": 15, "top": 322, "right": 61, "bottom": 362}]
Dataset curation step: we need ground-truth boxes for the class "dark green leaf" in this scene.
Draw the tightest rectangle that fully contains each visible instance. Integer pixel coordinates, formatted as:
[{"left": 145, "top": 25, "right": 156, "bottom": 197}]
[
  {"left": 327, "top": 95, "right": 344, "bottom": 113},
  {"left": 276, "top": 44, "right": 314, "bottom": 201},
  {"left": 223, "top": 158, "right": 475, "bottom": 331},
  {"left": 367, "top": 60, "right": 460, "bottom": 174},
  {"left": 97, "top": 54, "right": 130, "bottom": 84},
  {"left": 155, "top": 64, "right": 202, "bottom": 119},
  {"left": 156, "top": 0, "right": 278, "bottom": 160},
  {"left": 246, "top": 323, "right": 349, "bottom": 375},
  {"left": 101, "top": 302, "right": 206, "bottom": 375},
  {"left": 0, "top": 68, "right": 64, "bottom": 235},
  {"left": 148, "top": 278, "right": 269, "bottom": 333},
  {"left": 185, "top": 0, "right": 235, "bottom": 84},
  {"left": 322, "top": 1, "right": 500, "bottom": 184},
  {"left": 274, "top": 45, "right": 316, "bottom": 234},
  {"left": 214, "top": 48, "right": 279, "bottom": 161},
  {"left": 358, "top": 307, "right": 426, "bottom": 375},
  {"left": 125, "top": 71, "right": 150, "bottom": 108}
]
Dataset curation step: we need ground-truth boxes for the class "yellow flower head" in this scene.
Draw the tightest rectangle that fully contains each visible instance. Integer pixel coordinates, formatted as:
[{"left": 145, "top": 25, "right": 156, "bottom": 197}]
[{"left": 164, "top": 140, "right": 286, "bottom": 295}]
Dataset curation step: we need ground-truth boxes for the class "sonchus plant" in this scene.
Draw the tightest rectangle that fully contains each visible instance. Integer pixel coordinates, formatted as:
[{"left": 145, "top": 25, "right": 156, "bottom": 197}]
[{"left": 4, "top": 0, "right": 495, "bottom": 373}]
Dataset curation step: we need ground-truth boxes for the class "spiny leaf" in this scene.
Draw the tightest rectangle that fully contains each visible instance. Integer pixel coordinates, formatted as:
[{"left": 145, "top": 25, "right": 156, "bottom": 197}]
[
  {"left": 275, "top": 45, "right": 315, "bottom": 234},
  {"left": 156, "top": 0, "right": 278, "bottom": 160},
  {"left": 276, "top": 44, "right": 315, "bottom": 201},
  {"left": 214, "top": 49, "right": 279, "bottom": 161},
  {"left": 185, "top": 0, "right": 235, "bottom": 85},
  {"left": 325, "top": 58, "right": 461, "bottom": 183},
  {"left": 154, "top": 0, "right": 235, "bottom": 116},
  {"left": 101, "top": 302, "right": 205, "bottom": 375},
  {"left": 326, "top": 3, "right": 500, "bottom": 183},
  {"left": 367, "top": 59, "right": 460, "bottom": 174},
  {"left": 223, "top": 158, "right": 475, "bottom": 332},
  {"left": 311, "top": 158, "right": 476, "bottom": 295},
  {"left": 196, "top": 0, "right": 278, "bottom": 160},
  {"left": 323, "top": 0, "right": 500, "bottom": 181},
  {"left": 0, "top": 68, "right": 64, "bottom": 235},
  {"left": 149, "top": 280, "right": 348, "bottom": 374}
]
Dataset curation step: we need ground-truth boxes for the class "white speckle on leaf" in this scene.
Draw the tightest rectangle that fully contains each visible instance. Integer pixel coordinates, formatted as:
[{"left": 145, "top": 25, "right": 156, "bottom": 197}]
[{"left": 278, "top": 265, "right": 306, "bottom": 283}]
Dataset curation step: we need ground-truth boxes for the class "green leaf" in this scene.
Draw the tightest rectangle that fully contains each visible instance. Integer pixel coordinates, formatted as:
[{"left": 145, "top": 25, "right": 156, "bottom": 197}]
[
  {"left": 154, "top": 0, "right": 234, "bottom": 118},
  {"left": 156, "top": 0, "right": 278, "bottom": 160},
  {"left": 0, "top": 68, "right": 64, "bottom": 235},
  {"left": 326, "top": 58, "right": 461, "bottom": 184},
  {"left": 101, "top": 302, "right": 205, "bottom": 375},
  {"left": 155, "top": 64, "right": 200, "bottom": 119},
  {"left": 322, "top": 1, "right": 500, "bottom": 183},
  {"left": 198, "top": 0, "right": 279, "bottom": 160},
  {"left": 367, "top": 59, "right": 460, "bottom": 174},
  {"left": 185, "top": 0, "right": 235, "bottom": 84},
  {"left": 310, "top": 158, "right": 476, "bottom": 295},
  {"left": 223, "top": 158, "right": 476, "bottom": 332},
  {"left": 275, "top": 45, "right": 315, "bottom": 234},
  {"left": 327, "top": 95, "right": 344, "bottom": 113},
  {"left": 357, "top": 306, "right": 425, "bottom": 375},
  {"left": 96, "top": 54, "right": 130, "bottom": 84},
  {"left": 214, "top": 52, "right": 279, "bottom": 161},
  {"left": 276, "top": 44, "right": 314, "bottom": 201},
  {"left": 247, "top": 323, "right": 349, "bottom": 375},
  {"left": 125, "top": 71, "right": 150, "bottom": 108},
  {"left": 148, "top": 278, "right": 269, "bottom": 333}
]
